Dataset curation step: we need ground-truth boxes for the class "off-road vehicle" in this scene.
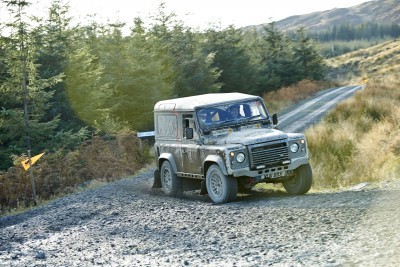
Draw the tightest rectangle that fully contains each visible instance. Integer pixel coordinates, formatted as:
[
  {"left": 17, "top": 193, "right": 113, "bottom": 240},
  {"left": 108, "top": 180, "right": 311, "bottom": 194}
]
[{"left": 152, "top": 93, "right": 312, "bottom": 203}]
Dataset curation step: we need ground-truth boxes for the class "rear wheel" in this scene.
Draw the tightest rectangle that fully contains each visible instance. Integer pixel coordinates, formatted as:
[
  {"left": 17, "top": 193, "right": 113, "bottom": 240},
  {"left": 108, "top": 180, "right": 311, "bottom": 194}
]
[
  {"left": 206, "top": 164, "right": 237, "bottom": 204},
  {"left": 283, "top": 163, "right": 312, "bottom": 195},
  {"left": 160, "top": 161, "right": 183, "bottom": 197}
]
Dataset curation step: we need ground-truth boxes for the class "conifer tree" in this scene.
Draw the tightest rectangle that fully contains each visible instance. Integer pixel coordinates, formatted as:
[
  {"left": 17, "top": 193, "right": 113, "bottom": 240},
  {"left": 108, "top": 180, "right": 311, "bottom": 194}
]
[
  {"left": 64, "top": 22, "right": 112, "bottom": 131},
  {"left": 0, "top": 0, "right": 63, "bottom": 170},
  {"left": 260, "top": 22, "right": 292, "bottom": 90},
  {"left": 293, "top": 28, "right": 326, "bottom": 81},
  {"left": 202, "top": 26, "right": 259, "bottom": 94},
  {"left": 111, "top": 18, "right": 175, "bottom": 131},
  {"left": 37, "top": 0, "right": 83, "bottom": 131},
  {"left": 149, "top": 4, "right": 221, "bottom": 98}
]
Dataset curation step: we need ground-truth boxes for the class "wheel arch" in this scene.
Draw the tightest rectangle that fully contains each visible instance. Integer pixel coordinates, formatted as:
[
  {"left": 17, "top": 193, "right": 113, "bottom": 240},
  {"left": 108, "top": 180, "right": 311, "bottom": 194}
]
[
  {"left": 158, "top": 153, "right": 178, "bottom": 174},
  {"left": 204, "top": 155, "right": 229, "bottom": 177}
]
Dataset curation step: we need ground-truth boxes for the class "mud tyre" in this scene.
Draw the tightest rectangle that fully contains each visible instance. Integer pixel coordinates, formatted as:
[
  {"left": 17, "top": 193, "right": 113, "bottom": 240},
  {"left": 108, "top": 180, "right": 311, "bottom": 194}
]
[
  {"left": 283, "top": 163, "right": 313, "bottom": 195},
  {"left": 206, "top": 164, "right": 237, "bottom": 204},
  {"left": 160, "top": 161, "right": 183, "bottom": 197}
]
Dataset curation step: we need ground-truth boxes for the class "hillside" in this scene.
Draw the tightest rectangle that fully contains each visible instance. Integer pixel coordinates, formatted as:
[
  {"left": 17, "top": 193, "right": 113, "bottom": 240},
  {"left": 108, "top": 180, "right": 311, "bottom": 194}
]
[
  {"left": 244, "top": 0, "right": 400, "bottom": 32},
  {"left": 327, "top": 39, "right": 400, "bottom": 81},
  {"left": 306, "top": 39, "right": 400, "bottom": 189}
]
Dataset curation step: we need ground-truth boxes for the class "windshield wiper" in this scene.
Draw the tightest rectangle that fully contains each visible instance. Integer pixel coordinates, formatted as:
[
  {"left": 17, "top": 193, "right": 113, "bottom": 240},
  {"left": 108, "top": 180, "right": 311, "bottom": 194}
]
[
  {"left": 217, "top": 119, "right": 236, "bottom": 125},
  {"left": 201, "top": 121, "right": 232, "bottom": 131},
  {"left": 240, "top": 115, "right": 262, "bottom": 122},
  {"left": 200, "top": 119, "right": 238, "bottom": 132},
  {"left": 243, "top": 115, "right": 271, "bottom": 124}
]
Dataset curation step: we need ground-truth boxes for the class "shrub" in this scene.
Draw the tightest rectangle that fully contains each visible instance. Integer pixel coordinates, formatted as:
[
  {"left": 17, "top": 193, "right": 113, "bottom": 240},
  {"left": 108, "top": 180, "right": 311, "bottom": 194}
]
[
  {"left": 306, "top": 77, "right": 400, "bottom": 189},
  {"left": 0, "top": 131, "right": 149, "bottom": 214}
]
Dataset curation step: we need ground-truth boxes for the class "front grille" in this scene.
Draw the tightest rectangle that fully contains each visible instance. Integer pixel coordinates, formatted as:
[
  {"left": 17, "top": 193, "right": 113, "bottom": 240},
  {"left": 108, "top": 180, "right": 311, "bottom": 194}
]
[{"left": 249, "top": 140, "right": 289, "bottom": 169}]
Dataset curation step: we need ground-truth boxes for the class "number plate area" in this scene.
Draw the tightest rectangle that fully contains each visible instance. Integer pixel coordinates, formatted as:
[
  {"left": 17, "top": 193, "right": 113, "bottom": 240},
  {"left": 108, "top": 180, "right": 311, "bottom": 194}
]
[{"left": 263, "top": 169, "right": 293, "bottom": 179}]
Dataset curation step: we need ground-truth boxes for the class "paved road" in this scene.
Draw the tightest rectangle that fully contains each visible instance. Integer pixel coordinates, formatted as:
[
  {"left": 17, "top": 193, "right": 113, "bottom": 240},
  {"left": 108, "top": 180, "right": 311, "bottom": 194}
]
[{"left": 277, "top": 85, "right": 363, "bottom": 133}]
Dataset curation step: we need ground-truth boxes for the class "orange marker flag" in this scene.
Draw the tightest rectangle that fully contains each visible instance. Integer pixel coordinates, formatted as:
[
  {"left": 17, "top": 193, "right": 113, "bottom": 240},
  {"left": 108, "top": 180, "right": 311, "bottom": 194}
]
[{"left": 21, "top": 152, "right": 45, "bottom": 171}]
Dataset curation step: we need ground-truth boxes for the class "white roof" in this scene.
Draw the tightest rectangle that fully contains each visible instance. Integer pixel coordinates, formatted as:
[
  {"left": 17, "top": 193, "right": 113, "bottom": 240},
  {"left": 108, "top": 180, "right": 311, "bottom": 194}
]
[{"left": 154, "top": 93, "right": 259, "bottom": 111}]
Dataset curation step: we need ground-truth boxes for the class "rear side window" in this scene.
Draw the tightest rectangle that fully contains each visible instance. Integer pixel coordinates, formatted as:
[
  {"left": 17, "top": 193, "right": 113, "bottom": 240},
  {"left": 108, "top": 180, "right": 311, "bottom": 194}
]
[{"left": 156, "top": 114, "right": 178, "bottom": 138}]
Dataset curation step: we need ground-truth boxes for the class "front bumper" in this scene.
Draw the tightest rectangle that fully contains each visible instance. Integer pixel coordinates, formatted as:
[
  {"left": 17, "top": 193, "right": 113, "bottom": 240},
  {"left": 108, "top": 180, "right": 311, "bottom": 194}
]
[{"left": 229, "top": 157, "right": 309, "bottom": 178}]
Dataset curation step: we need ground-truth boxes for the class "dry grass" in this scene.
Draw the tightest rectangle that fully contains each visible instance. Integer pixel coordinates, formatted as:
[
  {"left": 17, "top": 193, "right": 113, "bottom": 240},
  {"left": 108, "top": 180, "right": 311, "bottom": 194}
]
[
  {"left": 307, "top": 40, "right": 400, "bottom": 190},
  {"left": 327, "top": 40, "right": 400, "bottom": 84},
  {"left": 263, "top": 79, "right": 336, "bottom": 114},
  {"left": 0, "top": 131, "right": 149, "bottom": 215}
]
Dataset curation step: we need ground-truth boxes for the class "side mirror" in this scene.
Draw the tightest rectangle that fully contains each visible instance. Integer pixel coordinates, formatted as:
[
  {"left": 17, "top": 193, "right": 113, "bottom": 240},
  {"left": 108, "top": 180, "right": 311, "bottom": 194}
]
[
  {"left": 272, "top": 113, "right": 278, "bottom": 125},
  {"left": 185, "top": 127, "right": 194, "bottom": 139}
]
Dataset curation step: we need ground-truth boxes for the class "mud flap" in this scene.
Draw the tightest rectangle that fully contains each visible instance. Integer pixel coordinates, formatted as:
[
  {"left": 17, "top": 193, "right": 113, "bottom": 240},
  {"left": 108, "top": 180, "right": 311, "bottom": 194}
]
[
  {"left": 200, "top": 180, "right": 208, "bottom": 195},
  {"left": 152, "top": 169, "right": 162, "bottom": 188}
]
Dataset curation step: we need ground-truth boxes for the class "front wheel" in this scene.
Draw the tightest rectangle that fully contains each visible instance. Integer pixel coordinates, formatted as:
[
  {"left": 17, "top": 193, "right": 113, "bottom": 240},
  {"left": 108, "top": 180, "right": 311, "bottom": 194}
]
[
  {"left": 282, "top": 163, "right": 312, "bottom": 195},
  {"left": 206, "top": 164, "right": 237, "bottom": 204},
  {"left": 160, "top": 161, "right": 182, "bottom": 197}
]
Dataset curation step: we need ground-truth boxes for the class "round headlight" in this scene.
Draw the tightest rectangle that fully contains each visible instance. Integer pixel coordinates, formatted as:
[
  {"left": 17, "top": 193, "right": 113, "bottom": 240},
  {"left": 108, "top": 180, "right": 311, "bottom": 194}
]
[
  {"left": 290, "top": 143, "right": 299, "bottom": 153},
  {"left": 236, "top": 152, "right": 246, "bottom": 163}
]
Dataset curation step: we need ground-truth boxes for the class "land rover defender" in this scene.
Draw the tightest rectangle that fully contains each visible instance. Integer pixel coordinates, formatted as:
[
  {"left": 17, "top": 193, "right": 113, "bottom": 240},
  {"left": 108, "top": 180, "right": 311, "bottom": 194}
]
[{"left": 152, "top": 93, "right": 312, "bottom": 203}]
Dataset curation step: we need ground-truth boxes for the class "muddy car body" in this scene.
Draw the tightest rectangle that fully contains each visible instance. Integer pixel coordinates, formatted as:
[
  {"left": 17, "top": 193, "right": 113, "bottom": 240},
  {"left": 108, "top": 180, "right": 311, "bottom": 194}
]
[{"left": 153, "top": 93, "right": 312, "bottom": 203}]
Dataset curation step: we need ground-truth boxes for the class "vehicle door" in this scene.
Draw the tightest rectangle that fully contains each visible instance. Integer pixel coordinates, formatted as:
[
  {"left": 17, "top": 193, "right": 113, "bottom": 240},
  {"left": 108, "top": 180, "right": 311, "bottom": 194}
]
[{"left": 180, "top": 113, "right": 203, "bottom": 176}]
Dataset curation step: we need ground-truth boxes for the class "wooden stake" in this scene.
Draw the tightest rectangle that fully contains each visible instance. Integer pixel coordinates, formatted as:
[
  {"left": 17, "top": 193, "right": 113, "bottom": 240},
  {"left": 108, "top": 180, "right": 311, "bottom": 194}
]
[{"left": 27, "top": 150, "right": 37, "bottom": 206}]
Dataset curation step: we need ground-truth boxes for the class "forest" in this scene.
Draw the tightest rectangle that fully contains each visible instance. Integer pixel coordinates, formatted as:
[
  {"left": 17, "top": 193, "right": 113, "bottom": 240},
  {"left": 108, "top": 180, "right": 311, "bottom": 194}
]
[
  {"left": 0, "top": 0, "right": 326, "bottom": 171},
  {"left": 314, "top": 21, "right": 400, "bottom": 42},
  {"left": 313, "top": 21, "right": 400, "bottom": 58}
]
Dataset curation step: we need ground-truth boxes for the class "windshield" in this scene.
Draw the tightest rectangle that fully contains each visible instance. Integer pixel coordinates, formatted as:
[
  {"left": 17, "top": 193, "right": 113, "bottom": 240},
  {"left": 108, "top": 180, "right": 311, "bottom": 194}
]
[{"left": 196, "top": 99, "right": 269, "bottom": 130}]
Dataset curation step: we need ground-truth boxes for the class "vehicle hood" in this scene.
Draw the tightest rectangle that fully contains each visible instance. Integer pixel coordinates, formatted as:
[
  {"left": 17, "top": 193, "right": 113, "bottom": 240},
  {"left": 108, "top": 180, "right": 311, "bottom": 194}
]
[{"left": 215, "top": 128, "right": 288, "bottom": 146}]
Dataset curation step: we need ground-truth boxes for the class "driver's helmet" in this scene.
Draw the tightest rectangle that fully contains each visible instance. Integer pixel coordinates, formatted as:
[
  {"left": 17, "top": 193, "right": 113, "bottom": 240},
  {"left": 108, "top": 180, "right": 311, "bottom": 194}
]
[{"left": 228, "top": 104, "right": 241, "bottom": 118}]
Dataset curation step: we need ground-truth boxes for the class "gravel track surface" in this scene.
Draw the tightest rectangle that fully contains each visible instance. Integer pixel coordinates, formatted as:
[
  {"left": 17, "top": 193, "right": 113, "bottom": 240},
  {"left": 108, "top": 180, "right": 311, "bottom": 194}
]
[
  {"left": 278, "top": 85, "right": 363, "bottom": 133},
  {"left": 1, "top": 170, "right": 400, "bottom": 266}
]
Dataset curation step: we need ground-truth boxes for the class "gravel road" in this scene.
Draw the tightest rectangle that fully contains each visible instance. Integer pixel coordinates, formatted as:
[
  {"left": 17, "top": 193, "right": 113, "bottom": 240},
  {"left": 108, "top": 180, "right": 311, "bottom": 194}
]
[
  {"left": 1, "top": 169, "right": 400, "bottom": 266},
  {"left": 278, "top": 85, "right": 363, "bottom": 133}
]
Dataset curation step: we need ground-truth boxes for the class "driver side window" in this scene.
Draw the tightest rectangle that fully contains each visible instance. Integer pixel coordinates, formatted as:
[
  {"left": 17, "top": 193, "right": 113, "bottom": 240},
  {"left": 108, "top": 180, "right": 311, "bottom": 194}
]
[{"left": 183, "top": 114, "right": 199, "bottom": 140}]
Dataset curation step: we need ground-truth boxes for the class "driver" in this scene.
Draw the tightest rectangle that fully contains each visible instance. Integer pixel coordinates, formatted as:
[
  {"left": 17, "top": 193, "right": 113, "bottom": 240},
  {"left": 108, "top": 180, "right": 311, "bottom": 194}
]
[{"left": 229, "top": 105, "right": 243, "bottom": 119}]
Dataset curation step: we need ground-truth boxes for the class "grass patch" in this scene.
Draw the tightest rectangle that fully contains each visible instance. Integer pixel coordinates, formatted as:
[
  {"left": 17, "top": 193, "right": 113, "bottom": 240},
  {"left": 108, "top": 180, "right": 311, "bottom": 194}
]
[
  {"left": 307, "top": 40, "right": 400, "bottom": 190},
  {"left": 263, "top": 79, "right": 336, "bottom": 114}
]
